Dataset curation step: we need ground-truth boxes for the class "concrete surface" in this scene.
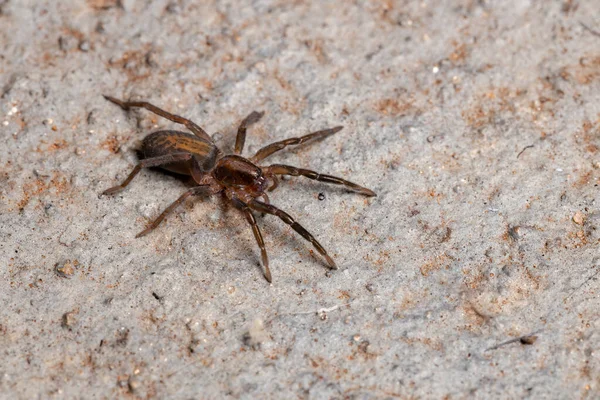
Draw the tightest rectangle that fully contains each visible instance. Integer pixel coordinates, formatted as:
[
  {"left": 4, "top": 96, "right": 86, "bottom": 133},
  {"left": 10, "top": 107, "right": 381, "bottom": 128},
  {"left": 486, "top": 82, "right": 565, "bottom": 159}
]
[{"left": 1, "top": 0, "right": 599, "bottom": 398}]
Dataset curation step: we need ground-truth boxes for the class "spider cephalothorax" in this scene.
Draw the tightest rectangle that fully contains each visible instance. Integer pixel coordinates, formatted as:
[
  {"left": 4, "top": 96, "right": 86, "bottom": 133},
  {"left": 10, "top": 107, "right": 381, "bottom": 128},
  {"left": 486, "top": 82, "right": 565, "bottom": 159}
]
[{"left": 102, "top": 95, "right": 375, "bottom": 283}]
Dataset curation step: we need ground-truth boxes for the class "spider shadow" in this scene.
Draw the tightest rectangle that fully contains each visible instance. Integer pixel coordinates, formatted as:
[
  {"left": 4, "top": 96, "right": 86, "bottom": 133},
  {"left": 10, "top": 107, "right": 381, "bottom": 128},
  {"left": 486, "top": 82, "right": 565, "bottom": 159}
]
[
  {"left": 215, "top": 196, "right": 267, "bottom": 278},
  {"left": 140, "top": 165, "right": 267, "bottom": 278},
  {"left": 138, "top": 152, "right": 332, "bottom": 279},
  {"left": 212, "top": 191, "right": 327, "bottom": 280},
  {"left": 217, "top": 195, "right": 324, "bottom": 279}
]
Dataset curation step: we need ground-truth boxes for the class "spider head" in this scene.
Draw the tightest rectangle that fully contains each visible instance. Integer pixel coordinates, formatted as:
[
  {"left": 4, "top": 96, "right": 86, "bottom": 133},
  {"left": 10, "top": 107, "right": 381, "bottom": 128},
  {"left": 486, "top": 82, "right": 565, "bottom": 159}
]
[{"left": 213, "top": 155, "right": 267, "bottom": 192}]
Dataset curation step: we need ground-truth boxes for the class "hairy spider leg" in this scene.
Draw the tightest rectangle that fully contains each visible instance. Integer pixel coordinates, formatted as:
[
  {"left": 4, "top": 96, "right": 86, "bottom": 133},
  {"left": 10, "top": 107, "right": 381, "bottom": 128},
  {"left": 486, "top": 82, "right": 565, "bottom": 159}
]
[
  {"left": 268, "top": 176, "right": 280, "bottom": 192},
  {"left": 103, "top": 96, "right": 212, "bottom": 142},
  {"left": 136, "top": 185, "right": 211, "bottom": 238},
  {"left": 249, "top": 200, "right": 337, "bottom": 270},
  {"left": 251, "top": 126, "right": 343, "bottom": 163},
  {"left": 102, "top": 153, "right": 193, "bottom": 195},
  {"left": 257, "top": 192, "right": 270, "bottom": 204},
  {"left": 234, "top": 111, "right": 265, "bottom": 155},
  {"left": 266, "top": 164, "right": 376, "bottom": 197}
]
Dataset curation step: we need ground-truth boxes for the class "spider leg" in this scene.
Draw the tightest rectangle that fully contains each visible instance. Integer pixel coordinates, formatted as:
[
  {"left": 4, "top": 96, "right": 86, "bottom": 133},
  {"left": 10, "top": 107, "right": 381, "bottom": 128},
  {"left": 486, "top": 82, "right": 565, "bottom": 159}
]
[
  {"left": 251, "top": 126, "right": 343, "bottom": 163},
  {"left": 103, "top": 95, "right": 212, "bottom": 142},
  {"left": 266, "top": 164, "right": 376, "bottom": 197},
  {"left": 136, "top": 185, "right": 210, "bottom": 238},
  {"left": 234, "top": 111, "right": 265, "bottom": 155},
  {"left": 231, "top": 198, "right": 271, "bottom": 282},
  {"left": 102, "top": 153, "right": 193, "bottom": 195},
  {"left": 249, "top": 200, "right": 337, "bottom": 270},
  {"left": 258, "top": 192, "right": 270, "bottom": 204}
]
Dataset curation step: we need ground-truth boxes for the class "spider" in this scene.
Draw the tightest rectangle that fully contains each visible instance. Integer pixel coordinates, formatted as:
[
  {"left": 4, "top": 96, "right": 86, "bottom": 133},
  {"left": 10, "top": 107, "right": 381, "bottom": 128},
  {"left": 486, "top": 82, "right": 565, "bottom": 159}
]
[{"left": 101, "top": 96, "right": 376, "bottom": 282}]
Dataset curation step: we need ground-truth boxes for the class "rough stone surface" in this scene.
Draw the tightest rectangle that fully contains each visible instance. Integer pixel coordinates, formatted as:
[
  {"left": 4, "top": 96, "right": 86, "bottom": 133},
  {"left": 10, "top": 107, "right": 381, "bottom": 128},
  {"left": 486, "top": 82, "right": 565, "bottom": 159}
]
[{"left": 1, "top": 0, "right": 599, "bottom": 398}]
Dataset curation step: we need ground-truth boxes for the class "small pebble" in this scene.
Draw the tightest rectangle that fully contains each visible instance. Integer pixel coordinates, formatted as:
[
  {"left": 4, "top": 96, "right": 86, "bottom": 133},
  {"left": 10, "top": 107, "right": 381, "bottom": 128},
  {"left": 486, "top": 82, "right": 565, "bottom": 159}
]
[
  {"left": 520, "top": 335, "right": 537, "bottom": 345},
  {"left": 78, "top": 40, "right": 90, "bottom": 52},
  {"left": 55, "top": 260, "right": 78, "bottom": 278},
  {"left": 243, "top": 319, "right": 268, "bottom": 349},
  {"left": 128, "top": 376, "right": 141, "bottom": 393},
  {"left": 573, "top": 211, "right": 585, "bottom": 225},
  {"left": 61, "top": 310, "right": 78, "bottom": 329}
]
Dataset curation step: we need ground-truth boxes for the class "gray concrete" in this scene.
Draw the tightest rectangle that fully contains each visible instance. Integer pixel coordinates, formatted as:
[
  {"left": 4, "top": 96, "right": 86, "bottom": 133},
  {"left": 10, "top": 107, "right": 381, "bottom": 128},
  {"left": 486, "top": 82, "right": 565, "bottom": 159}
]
[{"left": 1, "top": 0, "right": 599, "bottom": 398}]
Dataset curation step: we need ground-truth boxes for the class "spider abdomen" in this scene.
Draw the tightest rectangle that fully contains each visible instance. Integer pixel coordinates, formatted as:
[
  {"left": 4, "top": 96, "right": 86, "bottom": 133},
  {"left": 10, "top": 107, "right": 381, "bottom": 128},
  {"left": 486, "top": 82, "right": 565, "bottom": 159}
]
[{"left": 142, "top": 130, "right": 219, "bottom": 174}]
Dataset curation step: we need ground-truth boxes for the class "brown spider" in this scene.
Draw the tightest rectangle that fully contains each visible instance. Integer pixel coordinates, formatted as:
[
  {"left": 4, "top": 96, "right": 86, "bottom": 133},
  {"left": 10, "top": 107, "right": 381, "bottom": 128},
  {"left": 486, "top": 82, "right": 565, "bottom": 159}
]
[{"left": 101, "top": 96, "right": 376, "bottom": 282}]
